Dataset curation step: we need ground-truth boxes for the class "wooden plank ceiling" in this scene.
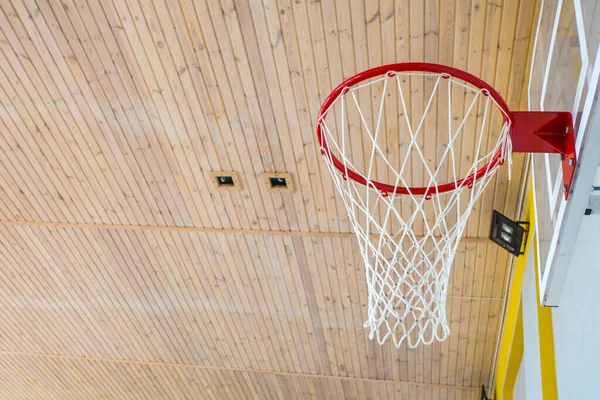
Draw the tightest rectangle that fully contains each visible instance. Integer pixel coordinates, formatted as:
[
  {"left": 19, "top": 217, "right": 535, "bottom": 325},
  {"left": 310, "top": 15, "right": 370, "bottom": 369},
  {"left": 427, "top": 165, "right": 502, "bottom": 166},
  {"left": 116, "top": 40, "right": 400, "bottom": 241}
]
[{"left": 0, "top": 0, "right": 537, "bottom": 398}]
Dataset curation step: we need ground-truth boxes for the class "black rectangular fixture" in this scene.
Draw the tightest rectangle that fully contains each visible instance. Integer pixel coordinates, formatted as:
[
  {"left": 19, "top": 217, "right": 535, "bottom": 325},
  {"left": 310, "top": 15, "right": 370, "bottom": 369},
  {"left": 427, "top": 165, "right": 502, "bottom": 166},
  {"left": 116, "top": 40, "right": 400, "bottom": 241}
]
[
  {"left": 489, "top": 210, "right": 529, "bottom": 256},
  {"left": 260, "top": 172, "right": 295, "bottom": 192},
  {"left": 208, "top": 171, "right": 241, "bottom": 191},
  {"left": 216, "top": 175, "right": 234, "bottom": 187},
  {"left": 269, "top": 177, "right": 287, "bottom": 188}
]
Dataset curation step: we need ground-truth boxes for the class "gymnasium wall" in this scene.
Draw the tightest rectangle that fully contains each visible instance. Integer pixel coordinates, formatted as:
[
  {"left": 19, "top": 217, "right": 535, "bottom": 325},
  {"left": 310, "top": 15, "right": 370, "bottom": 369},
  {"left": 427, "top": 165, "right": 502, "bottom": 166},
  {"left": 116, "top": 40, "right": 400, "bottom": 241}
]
[{"left": 551, "top": 214, "right": 600, "bottom": 400}]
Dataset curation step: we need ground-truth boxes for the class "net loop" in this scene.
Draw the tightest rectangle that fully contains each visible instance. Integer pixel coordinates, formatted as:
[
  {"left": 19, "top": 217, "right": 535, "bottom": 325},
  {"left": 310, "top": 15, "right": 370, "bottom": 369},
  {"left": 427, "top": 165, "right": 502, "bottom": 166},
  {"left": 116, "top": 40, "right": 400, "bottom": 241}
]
[{"left": 317, "top": 66, "right": 512, "bottom": 348}]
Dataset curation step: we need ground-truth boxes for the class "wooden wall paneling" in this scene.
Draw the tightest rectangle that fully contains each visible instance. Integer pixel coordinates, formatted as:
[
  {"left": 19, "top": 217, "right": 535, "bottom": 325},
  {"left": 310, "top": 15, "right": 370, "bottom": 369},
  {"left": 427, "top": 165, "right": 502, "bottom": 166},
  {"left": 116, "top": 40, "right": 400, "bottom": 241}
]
[
  {"left": 379, "top": 0, "right": 398, "bottom": 238},
  {"left": 0, "top": 351, "right": 488, "bottom": 397},
  {"left": 339, "top": 237, "right": 366, "bottom": 378},
  {"left": 331, "top": 237, "right": 363, "bottom": 378},
  {"left": 339, "top": 236, "right": 366, "bottom": 377},
  {"left": 18, "top": 0, "right": 146, "bottom": 225},
  {"left": 168, "top": 231, "right": 233, "bottom": 366},
  {"left": 69, "top": 227, "right": 160, "bottom": 359},
  {"left": 171, "top": 365, "right": 201, "bottom": 398},
  {"left": 460, "top": 244, "right": 486, "bottom": 386},
  {"left": 139, "top": 0, "right": 242, "bottom": 228},
  {"left": 232, "top": 0, "right": 305, "bottom": 232},
  {"left": 452, "top": 260, "right": 474, "bottom": 384},
  {"left": 471, "top": 244, "right": 501, "bottom": 386},
  {"left": 347, "top": 1, "right": 376, "bottom": 226},
  {"left": 164, "top": 0, "right": 237, "bottom": 229},
  {"left": 3, "top": 226, "right": 115, "bottom": 356},
  {"left": 107, "top": 228, "right": 196, "bottom": 362},
  {"left": 274, "top": 234, "right": 321, "bottom": 372},
  {"left": 204, "top": 0, "right": 285, "bottom": 231},
  {"left": 455, "top": 242, "right": 478, "bottom": 384},
  {"left": 282, "top": 372, "right": 304, "bottom": 399},
  {"left": 134, "top": 228, "right": 227, "bottom": 365},
  {"left": 64, "top": 0, "right": 176, "bottom": 227},
  {"left": 6, "top": 355, "right": 66, "bottom": 400},
  {"left": 424, "top": 2, "right": 440, "bottom": 390},
  {"left": 229, "top": 234, "right": 283, "bottom": 368},
  {"left": 68, "top": 228, "right": 166, "bottom": 359},
  {"left": 0, "top": 225, "right": 508, "bottom": 394},
  {"left": 431, "top": 323, "right": 443, "bottom": 386},
  {"left": 300, "top": 0, "right": 343, "bottom": 232},
  {"left": 486, "top": 0, "right": 520, "bottom": 225},
  {"left": 209, "top": 232, "right": 272, "bottom": 369},
  {"left": 238, "top": 370, "right": 259, "bottom": 400},
  {"left": 481, "top": 300, "right": 503, "bottom": 389},
  {"left": 43, "top": 227, "right": 153, "bottom": 359},
  {"left": 153, "top": 0, "right": 257, "bottom": 230},
  {"left": 299, "top": 238, "right": 337, "bottom": 375},
  {"left": 261, "top": 234, "right": 308, "bottom": 371},
  {"left": 479, "top": 247, "right": 509, "bottom": 385},
  {"left": 0, "top": 228, "right": 58, "bottom": 354},
  {"left": 248, "top": 0, "right": 322, "bottom": 233},
  {"left": 328, "top": 236, "right": 362, "bottom": 378},
  {"left": 200, "top": 232, "right": 267, "bottom": 368},
  {"left": 408, "top": 0, "right": 425, "bottom": 238},
  {"left": 231, "top": 234, "right": 289, "bottom": 370},
  {"left": 110, "top": 0, "right": 208, "bottom": 227},
  {"left": 0, "top": 110, "right": 43, "bottom": 221},
  {"left": 243, "top": 232, "right": 302, "bottom": 372},
  {"left": 241, "top": 368, "right": 264, "bottom": 400},
  {"left": 446, "top": 250, "right": 467, "bottom": 386},
  {"left": 459, "top": 0, "right": 487, "bottom": 238},
  {"left": 42, "top": 0, "right": 162, "bottom": 227},
  {"left": 0, "top": 6, "right": 83, "bottom": 222},
  {"left": 335, "top": 0, "right": 367, "bottom": 223},
  {"left": 286, "top": 235, "right": 327, "bottom": 376},
  {"left": 254, "top": 233, "right": 309, "bottom": 371},
  {"left": 501, "top": 0, "right": 540, "bottom": 219},
  {"left": 291, "top": 236, "right": 334, "bottom": 375},
  {"left": 161, "top": 231, "right": 237, "bottom": 365},
  {"left": 0, "top": 21, "right": 89, "bottom": 223},
  {"left": 459, "top": 243, "right": 484, "bottom": 385},
  {"left": 362, "top": 0, "right": 383, "bottom": 228},
  {"left": 314, "top": 235, "right": 347, "bottom": 377},
  {"left": 348, "top": 239, "right": 375, "bottom": 379},
  {"left": 100, "top": 0, "right": 218, "bottom": 228},
  {"left": 157, "top": 231, "right": 235, "bottom": 363},
  {"left": 324, "top": 235, "right": 354, "bottom": 377},
  {"left": 313, "top": 0, "right": 352, "bottom": 233}
]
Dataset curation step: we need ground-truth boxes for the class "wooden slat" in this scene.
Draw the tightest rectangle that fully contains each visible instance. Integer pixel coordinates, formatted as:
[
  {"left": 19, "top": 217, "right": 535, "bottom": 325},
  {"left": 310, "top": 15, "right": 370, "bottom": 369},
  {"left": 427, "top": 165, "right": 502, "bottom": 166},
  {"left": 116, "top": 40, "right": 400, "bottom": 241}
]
[{"left": 0, "top": 352, "right": 484, "bottom": 398}]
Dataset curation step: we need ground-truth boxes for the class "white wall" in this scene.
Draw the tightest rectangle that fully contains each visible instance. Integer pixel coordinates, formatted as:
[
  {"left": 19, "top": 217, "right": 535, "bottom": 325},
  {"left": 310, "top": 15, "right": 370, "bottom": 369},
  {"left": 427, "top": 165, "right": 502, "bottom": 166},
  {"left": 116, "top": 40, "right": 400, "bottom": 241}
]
[
  {"left": 552, "top": 213, "right": 600, "bottom": 400},
  {"left": 514, "top": 247, "right": 543, "bottom": 400},
  {"left": 513, "top": 357, "right": 527, "bottom": 399}
]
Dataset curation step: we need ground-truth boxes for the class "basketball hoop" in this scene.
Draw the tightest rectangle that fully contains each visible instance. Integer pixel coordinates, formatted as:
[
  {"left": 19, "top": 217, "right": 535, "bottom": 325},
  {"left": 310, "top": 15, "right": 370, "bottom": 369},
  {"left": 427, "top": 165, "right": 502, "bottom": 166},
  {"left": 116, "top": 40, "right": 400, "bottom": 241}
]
[{"left": 316, "top": 63, "right": 575, "bottom": 348}]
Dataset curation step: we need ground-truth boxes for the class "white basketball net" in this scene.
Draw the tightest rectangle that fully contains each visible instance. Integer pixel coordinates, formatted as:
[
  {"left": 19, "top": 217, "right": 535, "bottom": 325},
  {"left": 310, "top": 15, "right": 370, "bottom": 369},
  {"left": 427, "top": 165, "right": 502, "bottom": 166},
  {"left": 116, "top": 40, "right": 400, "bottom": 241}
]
[{"left": 318, "top": 71, "right": 512, "bottom": 348}]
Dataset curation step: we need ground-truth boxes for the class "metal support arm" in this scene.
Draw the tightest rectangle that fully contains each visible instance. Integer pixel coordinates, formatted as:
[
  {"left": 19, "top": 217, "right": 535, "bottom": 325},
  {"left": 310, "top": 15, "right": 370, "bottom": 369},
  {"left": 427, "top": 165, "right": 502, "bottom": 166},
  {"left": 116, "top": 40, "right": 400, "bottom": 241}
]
[{"left": 510, "top": 111, "right": 576, "bottom": 199}]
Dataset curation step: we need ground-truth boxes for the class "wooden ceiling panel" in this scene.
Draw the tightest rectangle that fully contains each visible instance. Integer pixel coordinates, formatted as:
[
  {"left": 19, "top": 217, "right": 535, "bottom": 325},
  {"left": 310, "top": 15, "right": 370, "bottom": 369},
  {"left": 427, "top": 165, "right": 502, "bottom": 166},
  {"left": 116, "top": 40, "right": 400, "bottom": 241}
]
[
  {"left": 0, "top": 225, "right": 504, "bottom": 388},
  {"left": 0, "top": 353, "right": 484, "bottom": 399},
  {"left": 0, "top": 0, "right": 538, "bottom": 397},
  {"left": 0, "top": 0, "right": 534, "bottom": 231}
]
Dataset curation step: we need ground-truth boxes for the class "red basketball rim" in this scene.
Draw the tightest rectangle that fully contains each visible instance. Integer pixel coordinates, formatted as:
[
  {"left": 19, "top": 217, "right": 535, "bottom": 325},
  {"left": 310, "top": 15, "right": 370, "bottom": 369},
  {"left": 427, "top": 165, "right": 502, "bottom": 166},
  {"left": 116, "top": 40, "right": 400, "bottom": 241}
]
[{"left": 316, "top": 62, "right": 512, "bottom": 197}]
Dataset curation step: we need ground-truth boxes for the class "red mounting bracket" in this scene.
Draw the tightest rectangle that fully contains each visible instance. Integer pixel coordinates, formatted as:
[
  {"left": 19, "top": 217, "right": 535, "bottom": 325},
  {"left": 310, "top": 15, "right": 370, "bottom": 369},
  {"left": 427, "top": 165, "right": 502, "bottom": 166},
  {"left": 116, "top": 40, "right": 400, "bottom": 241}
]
[{"left": 510, "top": 111, "right": 576, "bottom": 200}]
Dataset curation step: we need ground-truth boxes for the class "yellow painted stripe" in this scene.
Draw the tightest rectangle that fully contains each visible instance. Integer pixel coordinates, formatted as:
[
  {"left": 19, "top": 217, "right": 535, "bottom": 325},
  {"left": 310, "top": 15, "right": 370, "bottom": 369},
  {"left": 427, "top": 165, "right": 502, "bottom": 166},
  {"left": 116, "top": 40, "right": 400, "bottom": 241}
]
[
  {"left": 534, "top": 241, "right": 558, "bottom": 399},
  {"left": 503, "top": 301, "right": 524, "bottom": 400},
  {"left": 493, "top": 186, "right": 535, "bottom": 399}
]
